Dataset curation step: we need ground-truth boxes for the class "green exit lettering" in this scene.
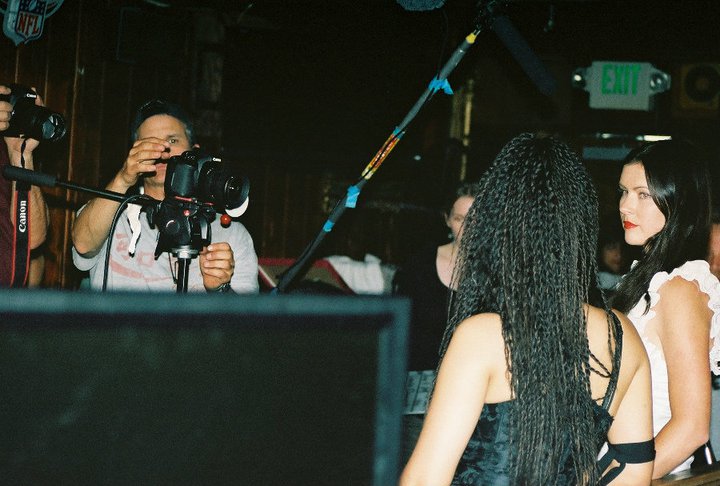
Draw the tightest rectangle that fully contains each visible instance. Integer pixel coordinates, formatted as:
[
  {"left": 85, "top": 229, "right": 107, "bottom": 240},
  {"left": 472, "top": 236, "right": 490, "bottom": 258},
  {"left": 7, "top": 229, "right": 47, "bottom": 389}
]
[{"left": 601, "top": 64, "right": 642, "bottom": 95}]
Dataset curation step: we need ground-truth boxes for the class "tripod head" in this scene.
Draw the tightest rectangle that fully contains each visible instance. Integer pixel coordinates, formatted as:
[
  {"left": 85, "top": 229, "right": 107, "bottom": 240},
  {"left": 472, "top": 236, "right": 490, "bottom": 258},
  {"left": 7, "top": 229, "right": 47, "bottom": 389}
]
[{"left": 145, "top": 196, "right": 215, "bottom": 260}]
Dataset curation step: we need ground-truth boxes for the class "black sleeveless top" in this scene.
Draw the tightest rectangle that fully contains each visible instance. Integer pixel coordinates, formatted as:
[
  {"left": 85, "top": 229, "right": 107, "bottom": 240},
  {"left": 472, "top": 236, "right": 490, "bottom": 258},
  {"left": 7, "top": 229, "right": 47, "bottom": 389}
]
[{"left": 451, "top": 314, "right": 623, "bottom": 486}]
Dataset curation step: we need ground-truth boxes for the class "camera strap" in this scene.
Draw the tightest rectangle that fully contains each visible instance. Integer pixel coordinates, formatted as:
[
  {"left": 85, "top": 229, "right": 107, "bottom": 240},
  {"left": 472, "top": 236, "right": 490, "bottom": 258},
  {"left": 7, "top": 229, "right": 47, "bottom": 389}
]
[{"left": 10, "top": 140, "right": 30, "bottom": 287}]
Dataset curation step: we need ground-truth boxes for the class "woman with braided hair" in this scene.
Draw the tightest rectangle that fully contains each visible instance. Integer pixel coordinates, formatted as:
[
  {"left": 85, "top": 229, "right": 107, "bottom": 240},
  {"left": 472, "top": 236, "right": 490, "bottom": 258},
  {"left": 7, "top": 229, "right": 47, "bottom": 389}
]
[{"left": 399, "top": 133, "right": 654, "bottom": 485}]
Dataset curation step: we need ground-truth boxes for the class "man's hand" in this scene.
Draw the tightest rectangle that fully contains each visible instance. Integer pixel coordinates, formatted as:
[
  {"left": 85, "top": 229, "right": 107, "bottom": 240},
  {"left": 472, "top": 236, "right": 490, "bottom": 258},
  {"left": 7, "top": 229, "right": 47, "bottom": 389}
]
[
  {"left": 117, "top": 137, "right": 171, "bottom": 188},
  {"left": 200, "top": 242, "right": 235, "bottom": 291},
  {"left": 0, "top": 85, "right": 12, "bottom": 132}
]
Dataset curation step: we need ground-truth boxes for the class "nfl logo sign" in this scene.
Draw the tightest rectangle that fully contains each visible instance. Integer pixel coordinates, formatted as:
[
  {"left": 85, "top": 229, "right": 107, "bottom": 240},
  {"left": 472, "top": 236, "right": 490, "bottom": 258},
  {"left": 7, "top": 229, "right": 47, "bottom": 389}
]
[{"left": 3, "top": 0, "right": 48, "bottom": 46}]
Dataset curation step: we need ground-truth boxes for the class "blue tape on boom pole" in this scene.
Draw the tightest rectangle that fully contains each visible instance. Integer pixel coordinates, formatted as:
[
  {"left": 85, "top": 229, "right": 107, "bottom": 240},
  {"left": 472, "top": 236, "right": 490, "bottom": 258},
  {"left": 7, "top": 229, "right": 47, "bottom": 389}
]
[
  {"left": 429, "top": 77, "right": 453, "bottom": 94},
  {"left": 345, "top": 185, "right": 361, "bottom": 208}
]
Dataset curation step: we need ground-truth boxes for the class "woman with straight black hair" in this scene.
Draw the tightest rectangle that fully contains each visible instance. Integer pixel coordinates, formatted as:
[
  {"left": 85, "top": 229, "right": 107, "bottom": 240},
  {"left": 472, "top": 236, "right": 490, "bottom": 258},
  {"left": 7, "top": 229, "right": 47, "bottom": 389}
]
[
  {"left": 612, "top": 139, "right": 720, "bottom": 478},
  {"left": 400, "top": 133, "right": 654, "bottom": 486}
]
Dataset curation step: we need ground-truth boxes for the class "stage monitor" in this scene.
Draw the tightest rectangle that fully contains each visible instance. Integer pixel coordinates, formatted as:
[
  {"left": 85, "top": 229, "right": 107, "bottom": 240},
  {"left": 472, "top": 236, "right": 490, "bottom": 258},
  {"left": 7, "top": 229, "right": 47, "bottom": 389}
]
[{"left": 0, "top": 289, "right": 409, "bottom": 485}]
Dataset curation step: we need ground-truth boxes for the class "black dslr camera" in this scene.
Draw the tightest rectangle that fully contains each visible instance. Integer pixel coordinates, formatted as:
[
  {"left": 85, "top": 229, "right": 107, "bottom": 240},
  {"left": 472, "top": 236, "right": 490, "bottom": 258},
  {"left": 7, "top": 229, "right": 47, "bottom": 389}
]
[
  {"left": 0, "top": 84, "right": 66, "bottom": 142},
  {"left": 146, "top": 150, "right": 249, "bottom": 259},
  {"left": 164, "top": 150, "right": 249, "bottom": 216}
]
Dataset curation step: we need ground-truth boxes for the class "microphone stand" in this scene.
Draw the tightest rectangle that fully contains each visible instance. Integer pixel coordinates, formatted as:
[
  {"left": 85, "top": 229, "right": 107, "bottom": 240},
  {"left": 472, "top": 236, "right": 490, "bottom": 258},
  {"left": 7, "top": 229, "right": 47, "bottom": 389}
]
[{"left": 275, "top": 22, "right": 486, "bottom": 293}]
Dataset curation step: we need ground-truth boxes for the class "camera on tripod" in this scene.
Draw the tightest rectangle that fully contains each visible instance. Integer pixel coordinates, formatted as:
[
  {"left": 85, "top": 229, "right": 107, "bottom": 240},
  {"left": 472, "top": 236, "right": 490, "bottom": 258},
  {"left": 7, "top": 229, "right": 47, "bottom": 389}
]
[
  {"left": 146, "top": 150, "right": 250, "bottom": 260},
  {"left": 0, "top": 84, "right": 66, "bottom": 142},
  {"left": 164, "top": 149, "right": 249, "bottom": 217}
]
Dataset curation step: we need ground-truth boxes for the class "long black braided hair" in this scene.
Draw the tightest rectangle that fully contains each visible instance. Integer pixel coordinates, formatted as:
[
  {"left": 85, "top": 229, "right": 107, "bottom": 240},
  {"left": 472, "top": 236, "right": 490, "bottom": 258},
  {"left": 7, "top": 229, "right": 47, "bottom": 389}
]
[{"left": 440, "top": 133, "right": 617, "bottom": 484}]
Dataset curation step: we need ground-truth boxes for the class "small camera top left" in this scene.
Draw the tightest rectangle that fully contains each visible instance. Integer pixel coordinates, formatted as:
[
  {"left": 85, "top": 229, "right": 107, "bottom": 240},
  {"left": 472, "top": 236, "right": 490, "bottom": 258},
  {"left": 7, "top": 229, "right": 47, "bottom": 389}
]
[{"left": 0, "top": 84, "right": 66, "bottom": 142}]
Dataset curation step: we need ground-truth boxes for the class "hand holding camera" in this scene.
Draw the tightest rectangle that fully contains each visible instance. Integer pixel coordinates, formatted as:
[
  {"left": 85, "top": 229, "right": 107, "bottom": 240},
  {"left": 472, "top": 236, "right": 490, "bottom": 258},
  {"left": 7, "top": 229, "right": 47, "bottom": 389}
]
[
  {"left": 0, "top": 84, "right": 65, "bottom": 142},
  {"left": 1, "top": 84, "right": 66, "bottom": 170}
]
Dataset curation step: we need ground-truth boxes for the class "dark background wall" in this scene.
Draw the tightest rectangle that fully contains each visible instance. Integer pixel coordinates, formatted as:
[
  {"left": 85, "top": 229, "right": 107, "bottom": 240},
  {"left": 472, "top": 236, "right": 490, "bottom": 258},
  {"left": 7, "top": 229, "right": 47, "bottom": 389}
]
[{"left": 2, "top": 0, "right": 719, "bottom": 289}]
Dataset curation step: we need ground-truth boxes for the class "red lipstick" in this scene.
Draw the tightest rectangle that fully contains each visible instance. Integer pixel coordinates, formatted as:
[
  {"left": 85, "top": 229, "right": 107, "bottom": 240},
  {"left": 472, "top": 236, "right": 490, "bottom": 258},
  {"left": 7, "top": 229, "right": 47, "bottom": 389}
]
[{"left": 623, "top": 221, "right": 637, "bottom": 230}]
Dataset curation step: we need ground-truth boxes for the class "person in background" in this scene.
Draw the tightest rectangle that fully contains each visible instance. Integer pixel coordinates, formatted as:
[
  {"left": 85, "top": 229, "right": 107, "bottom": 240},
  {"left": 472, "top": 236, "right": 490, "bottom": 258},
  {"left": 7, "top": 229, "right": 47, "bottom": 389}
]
[
  {"left": 71, "top": 99, "right": 258, "bottom": 293},
  {"left": 400, "top": 133, "right": 654, "bottom": 486},
  {"left": 611, "top": 139, "right": 720, "bottom": 478},
  {"left": 393, "top": 182, "right": 478, "bottom": 462},
  {"left": 597, "top": 224, "right": 628, "bottom": 293},
  {"left": 393, "top": 182, "right": 479, "bottom": 372},
  {"left": 0, "top": 84, "right": 49, "bottom": 287}
]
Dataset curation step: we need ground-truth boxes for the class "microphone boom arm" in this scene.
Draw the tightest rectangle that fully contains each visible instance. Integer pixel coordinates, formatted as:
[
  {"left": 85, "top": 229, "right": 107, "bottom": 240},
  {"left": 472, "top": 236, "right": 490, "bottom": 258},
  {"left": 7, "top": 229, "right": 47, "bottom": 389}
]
[{"left": 275, "top": 26, "right": 484, "bottom": 293}]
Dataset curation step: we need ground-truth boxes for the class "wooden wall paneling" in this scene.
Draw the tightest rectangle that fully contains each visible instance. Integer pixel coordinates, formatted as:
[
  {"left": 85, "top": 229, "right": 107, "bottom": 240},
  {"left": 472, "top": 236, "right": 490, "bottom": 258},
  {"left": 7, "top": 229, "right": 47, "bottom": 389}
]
[
  {"left": 60, "top": 1, "right": 117, "bottom": 288},
  {"left": 255, "top": 161, "right": 277, "bottom": 259},
  {"left": 0, "top": 28, "right": 19, "bottom": 80},
  {"left": 97, "top": 60, "right": 134, "bottom": 189},
  {"left": 257, "top": 162, "right": 291, "bottom": 258},
  {"left": 240, "top": 158, "right": 296, "bottom": 261},
  {"left": 66, "top": 0, "right": 106, "bottom": 187},
  {"left": 40, "top": 0, "right": 82, "bottom": 288}
]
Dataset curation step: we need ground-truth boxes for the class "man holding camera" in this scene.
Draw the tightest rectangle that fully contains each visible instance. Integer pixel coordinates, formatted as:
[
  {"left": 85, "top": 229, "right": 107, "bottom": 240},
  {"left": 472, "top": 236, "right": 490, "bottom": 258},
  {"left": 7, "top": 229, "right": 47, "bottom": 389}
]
[
  {"left": 71, "top": 99, "right": 258, "bottom": 293},
  {"left": 0, "top": 84, "right": 49, "bottom": 287}
]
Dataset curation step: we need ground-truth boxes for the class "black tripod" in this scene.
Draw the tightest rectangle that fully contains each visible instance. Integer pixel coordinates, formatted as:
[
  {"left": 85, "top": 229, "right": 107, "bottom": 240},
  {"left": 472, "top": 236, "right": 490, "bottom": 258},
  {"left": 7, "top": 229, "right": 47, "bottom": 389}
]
[{"left": 146, "top": 197, "right": 216, "bottom": 293}]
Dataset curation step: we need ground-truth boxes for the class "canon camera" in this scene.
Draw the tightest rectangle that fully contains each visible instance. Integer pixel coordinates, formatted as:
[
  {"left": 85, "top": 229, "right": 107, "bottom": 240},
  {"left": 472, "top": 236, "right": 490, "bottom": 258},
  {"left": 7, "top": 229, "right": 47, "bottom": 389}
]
[
  {"left": 164, "top": 150, "right": 249, "bottom": 217},
  {"left": 0, "top": 84, "right": 66, "bottom": 142}
]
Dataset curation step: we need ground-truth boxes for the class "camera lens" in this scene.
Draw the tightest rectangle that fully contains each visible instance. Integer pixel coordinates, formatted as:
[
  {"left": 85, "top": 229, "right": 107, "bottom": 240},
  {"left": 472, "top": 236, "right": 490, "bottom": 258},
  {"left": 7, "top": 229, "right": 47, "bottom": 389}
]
[
  {"left": 223, "top": 176, "right": 245, "bottom": 207},
  {"left": 38, "top": 112, "right": 67, "bottom": 142}
]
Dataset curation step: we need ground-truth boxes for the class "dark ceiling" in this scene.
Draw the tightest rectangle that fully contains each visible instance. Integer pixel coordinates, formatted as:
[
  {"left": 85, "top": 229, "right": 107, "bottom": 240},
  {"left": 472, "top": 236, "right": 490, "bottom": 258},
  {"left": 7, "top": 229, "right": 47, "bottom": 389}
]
[{"left": 213, "top": 1, "right": 720, "bottom": 161}]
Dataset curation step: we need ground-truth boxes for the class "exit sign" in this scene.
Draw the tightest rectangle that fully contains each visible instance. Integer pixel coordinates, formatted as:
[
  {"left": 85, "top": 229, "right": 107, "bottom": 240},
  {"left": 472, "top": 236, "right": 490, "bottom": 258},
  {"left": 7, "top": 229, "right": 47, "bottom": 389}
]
[{"left": 575, "top": 61, "right": 671, "bottom": 111}]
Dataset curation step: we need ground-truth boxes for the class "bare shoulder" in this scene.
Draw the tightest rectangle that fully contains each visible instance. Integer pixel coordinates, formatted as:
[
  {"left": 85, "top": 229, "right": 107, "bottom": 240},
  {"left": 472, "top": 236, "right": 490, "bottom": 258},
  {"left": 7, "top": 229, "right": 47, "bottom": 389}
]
[
  {"left": 656, "top": 275, "right": 708, "bottom": 307},
  {"left": 654, "top": 275, "right": 712, "bottom": 338},
  {"left": 444, "top": 313, "right": 507, "bottom": 382},
  {"left": 455, "top": 313, "right": 503, "bottom": 335},
  {"left": 450, "top": 313, "right": 505, "bottom": 356}
]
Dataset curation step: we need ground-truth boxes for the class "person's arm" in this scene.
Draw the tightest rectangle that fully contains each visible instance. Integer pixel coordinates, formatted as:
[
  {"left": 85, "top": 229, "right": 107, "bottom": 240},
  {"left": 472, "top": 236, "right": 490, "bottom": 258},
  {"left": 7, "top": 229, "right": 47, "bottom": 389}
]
[
  {"left": 2, "top": 85, "right": 48, "bottom": 250},
  {"left": 27, "top": 253, "right": 44, "bottom": 287},
  {"left": 651, "top": 276, "right": 712, "bottom": 478},
  {"left": 71, "top": 137, "right": 170, "bottom": 257},
  {"left": 603, "top": 312, "right": 654, "bottom": 485},
  {"left": 399, "top": 313, "right": 502, "bottom": 486},
  {"left": 5, "top": 140, "right": 48, "bottom": 249}
]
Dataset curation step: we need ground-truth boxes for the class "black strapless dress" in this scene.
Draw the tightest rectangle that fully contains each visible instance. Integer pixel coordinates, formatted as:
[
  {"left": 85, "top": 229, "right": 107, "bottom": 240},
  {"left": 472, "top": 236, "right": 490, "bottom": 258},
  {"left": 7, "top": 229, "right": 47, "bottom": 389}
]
[
  {"left": 451, "top": 400, "right": 614, "bottom": 485},
  {"left": 452, "top": 315, "right": 622, "bottom": 486}
]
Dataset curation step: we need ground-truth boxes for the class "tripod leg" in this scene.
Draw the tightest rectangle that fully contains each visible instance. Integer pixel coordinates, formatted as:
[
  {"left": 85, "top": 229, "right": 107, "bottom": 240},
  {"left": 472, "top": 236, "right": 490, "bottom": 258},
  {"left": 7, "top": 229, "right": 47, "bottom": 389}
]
[{"left": 176, "top": 258, "right": 191, "bottom": 293}]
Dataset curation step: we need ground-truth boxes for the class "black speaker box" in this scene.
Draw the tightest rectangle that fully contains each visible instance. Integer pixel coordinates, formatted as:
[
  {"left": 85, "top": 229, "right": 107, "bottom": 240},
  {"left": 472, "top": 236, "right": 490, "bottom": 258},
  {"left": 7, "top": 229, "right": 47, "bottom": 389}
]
[{"left": 0, "top": 290, "right": 409, "bottom": 485}]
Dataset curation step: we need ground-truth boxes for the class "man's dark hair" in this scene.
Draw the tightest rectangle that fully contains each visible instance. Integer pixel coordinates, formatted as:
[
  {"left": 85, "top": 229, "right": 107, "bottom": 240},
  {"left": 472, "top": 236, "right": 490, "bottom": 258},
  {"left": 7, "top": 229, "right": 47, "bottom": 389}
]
[{"left": 129, "top": 99, "right": 194, "bottom": 145}]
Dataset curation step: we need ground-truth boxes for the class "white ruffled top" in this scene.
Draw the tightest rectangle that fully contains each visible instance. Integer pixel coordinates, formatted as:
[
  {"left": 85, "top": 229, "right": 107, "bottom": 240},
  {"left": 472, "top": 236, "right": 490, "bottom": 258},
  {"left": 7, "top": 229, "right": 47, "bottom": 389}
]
[{"left": 626, "top": 260, "right": 720, "bottom": 472}]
